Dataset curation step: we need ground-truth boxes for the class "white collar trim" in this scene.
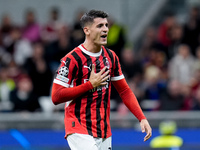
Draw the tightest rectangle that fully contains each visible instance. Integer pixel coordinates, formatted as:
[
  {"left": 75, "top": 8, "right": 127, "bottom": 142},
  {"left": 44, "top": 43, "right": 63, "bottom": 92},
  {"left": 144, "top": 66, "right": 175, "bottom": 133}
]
[{"left": 78, "top": 45, "right": 102, "bottom": 57}]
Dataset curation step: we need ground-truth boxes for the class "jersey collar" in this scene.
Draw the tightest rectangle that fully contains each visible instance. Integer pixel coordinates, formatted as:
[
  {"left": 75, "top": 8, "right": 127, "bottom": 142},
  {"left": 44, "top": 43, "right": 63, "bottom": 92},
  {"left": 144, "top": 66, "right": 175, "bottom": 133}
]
[{"left": 78, "top": 44, "right": 102, "bottom": 57}]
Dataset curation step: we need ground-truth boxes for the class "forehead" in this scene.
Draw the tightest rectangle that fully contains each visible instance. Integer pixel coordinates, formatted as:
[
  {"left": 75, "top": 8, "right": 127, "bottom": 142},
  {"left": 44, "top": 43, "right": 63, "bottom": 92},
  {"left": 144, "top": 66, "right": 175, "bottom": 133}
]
[{"left": 92, "top": 17, "right": 108, "bottom": 25}]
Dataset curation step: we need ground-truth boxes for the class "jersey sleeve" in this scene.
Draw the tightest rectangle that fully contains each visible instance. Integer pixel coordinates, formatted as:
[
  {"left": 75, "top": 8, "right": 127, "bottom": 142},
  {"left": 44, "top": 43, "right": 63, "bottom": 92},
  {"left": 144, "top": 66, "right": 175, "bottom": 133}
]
[
  {"left": 112, "top": 78, "right": 146, "bottom": 121},
  {"left": 53, "top": 55, "right": 78, "bottom": 88},
  {"left": 111, "top": 52, "right": 124, "bottom": 81}
]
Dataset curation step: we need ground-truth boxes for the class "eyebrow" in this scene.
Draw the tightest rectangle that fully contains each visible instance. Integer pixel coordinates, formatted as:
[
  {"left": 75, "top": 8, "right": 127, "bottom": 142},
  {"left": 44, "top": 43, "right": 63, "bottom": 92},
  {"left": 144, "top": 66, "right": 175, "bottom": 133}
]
[
  {"left": 96, "top": 22, "right": 108, "bottom": 27},
  {"left": 96, "top": 23, "right": 103, "bottom": 27}
]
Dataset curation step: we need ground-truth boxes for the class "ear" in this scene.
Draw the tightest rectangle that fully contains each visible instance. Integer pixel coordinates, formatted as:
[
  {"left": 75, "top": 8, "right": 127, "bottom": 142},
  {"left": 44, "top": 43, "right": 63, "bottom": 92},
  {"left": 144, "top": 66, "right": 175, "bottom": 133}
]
[{"left": 83, "top": 26, "right": 90, "bottom": 36}]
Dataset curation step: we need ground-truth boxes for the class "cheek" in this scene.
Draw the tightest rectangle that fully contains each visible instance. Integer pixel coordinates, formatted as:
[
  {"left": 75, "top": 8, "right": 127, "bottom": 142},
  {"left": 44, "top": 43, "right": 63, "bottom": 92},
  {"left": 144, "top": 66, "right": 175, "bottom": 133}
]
[
  {"left": 90, "top": 28, "right": 100, "bottom": 37},
  {"left": 95, "top": 33, "right": 100, "bottom": 39},
  {"left": 91, "top": 32, "right": 100, "bottom": 41}
]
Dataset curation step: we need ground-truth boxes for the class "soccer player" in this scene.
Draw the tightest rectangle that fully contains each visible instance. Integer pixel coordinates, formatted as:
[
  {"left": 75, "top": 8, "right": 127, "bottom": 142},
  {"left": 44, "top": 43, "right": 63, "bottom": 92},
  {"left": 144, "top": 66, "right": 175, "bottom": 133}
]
[{"left": 51, "top": 9, "right": 152, "bottom": 150}]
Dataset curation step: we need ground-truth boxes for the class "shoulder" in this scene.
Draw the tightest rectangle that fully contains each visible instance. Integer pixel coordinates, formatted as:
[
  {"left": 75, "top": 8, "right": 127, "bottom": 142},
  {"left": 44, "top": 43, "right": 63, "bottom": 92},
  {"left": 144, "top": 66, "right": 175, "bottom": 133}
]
[
  {"left": 60, "top": 47, "right": 82, "bottom": 67},
  {"left": 103, "top": 46, "right": 115, "bottom": 54},
  {"left": 102, "top": 46, "right": 118, "bottom": 58},
  {"left": 62, "top": 47, "right": 81, "bottom": 61}
]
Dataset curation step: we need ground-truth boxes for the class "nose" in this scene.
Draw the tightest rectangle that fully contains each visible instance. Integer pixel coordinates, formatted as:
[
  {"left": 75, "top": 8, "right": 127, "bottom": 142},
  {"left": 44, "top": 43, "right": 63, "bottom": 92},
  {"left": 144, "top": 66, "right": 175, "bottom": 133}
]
[{"left": 103, "top": 25, "right": 109, "bottom": 32}]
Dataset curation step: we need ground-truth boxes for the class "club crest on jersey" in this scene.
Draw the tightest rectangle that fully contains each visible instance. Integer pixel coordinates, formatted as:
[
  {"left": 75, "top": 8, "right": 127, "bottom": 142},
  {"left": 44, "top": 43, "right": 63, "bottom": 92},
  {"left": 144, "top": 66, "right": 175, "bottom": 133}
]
[
  {"left": 59, "top": 66, "right": 69, "bottom": 77},
  {"left": 105, "top": 58, "right": 110, "bottom": 69}
]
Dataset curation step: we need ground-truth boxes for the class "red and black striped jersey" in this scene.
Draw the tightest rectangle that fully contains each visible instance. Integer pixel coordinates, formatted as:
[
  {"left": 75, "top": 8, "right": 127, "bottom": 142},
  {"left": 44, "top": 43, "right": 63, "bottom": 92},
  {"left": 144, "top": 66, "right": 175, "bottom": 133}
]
[{"left": 53, "top": 44, "right": 124, "bottom": 138}]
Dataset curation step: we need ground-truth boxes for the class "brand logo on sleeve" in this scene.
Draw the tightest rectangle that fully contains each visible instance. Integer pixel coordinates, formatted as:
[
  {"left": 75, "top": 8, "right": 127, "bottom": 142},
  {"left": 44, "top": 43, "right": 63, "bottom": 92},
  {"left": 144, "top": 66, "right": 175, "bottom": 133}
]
[{"left": 62, "top": 60, "right": 68, "bottom": 65}]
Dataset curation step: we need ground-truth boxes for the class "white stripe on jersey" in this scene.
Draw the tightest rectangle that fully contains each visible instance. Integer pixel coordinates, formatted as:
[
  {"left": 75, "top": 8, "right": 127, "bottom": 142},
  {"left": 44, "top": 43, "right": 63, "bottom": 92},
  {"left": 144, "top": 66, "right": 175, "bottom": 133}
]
[
  {"left": 53, "top": 79, "right": 69, "bottom": 88},
  {"left": 111, "top": 74, "right": 124, "bottom": 81}
]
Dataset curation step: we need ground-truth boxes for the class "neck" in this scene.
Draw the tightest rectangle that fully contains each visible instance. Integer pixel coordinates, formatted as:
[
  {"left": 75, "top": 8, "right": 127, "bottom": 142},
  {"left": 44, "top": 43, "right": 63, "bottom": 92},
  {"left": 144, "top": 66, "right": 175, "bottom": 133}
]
[{"left": 83, "top": 40, "right": 102, "bottom": 53}]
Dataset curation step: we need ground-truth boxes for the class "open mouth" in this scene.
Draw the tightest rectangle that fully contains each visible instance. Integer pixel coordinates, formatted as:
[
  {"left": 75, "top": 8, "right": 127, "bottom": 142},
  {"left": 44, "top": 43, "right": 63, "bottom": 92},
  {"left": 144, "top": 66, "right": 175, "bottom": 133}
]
[{"left": 101, "top": 35, "right": 107, "bottom": 38}]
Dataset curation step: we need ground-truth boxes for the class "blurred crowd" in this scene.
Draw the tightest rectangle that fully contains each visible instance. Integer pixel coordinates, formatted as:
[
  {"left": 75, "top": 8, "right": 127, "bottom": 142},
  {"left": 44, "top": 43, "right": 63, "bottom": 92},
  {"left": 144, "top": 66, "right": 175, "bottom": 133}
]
[
  {"left": 1, "top": 6, "right": 200, "bottom": 114},
  {"left": 111, "top": 6, "right": 200, "bottom": 114},
  {"left": 0, "top": 7, "right": 83, "bottom": 112}
]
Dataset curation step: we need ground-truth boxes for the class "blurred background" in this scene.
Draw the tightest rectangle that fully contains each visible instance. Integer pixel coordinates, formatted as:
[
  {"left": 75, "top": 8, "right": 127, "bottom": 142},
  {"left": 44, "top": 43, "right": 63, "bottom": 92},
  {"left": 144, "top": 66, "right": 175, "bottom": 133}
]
[{"left": 0, "top": 0, "right": 200, "bottom": 149}]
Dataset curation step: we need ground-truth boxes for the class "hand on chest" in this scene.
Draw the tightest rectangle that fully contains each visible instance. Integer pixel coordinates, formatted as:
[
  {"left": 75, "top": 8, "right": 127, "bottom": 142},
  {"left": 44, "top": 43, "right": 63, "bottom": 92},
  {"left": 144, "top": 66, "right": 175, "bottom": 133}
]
[{"left": 82, "top": 56, "right": 111, "bottom": 78}]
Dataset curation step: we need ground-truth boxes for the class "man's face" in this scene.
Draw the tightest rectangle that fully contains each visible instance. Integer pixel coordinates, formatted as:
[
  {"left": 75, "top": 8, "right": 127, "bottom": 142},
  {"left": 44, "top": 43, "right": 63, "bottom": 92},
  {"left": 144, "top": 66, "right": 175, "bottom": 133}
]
[{"left": 85, "top": 17, "right": 109, "bottom": 45}]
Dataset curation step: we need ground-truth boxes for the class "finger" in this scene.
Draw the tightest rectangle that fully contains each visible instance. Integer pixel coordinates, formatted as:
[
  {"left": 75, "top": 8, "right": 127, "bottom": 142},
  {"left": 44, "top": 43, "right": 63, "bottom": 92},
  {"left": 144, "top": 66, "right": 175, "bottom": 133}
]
[
  {"left": 102, "top": 75, "right": 110, "bottom": 82},
  {"left": 101, "top": 70, "right": 110, "bottom": 79},
  {"left": 144, "top": 136, "right": 149, "bottom": 142},
  {"left": 141, "top": 124, "right": 145, "bottom": 133},
  {"left": 91, "top": 64, "right": 95, "bottom": 72},
  {"left": 144, "top": 135, "right": 149, "bottom": 141},
  {"left": 99, "top": 66, "right": 107, "bottom": 75},
  {"left": 144, "top": 133, "right": 151, "bottom": 141},
  {"left": 144, "top": 129, "right": 152, "bottom": 142},
  {"left": 100, "top": 82, "right": 108, "bottom": 86}
]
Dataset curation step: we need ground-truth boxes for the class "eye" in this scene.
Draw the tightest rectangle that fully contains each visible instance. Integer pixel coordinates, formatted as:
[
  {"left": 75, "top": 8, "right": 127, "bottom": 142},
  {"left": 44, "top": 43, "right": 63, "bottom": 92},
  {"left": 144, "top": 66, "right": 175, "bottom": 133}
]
[
  {"left": 97, "top": 24, "right": 103, "bottom": 28},
  {"left": 105, "top": 23, "right": 108, "bottom": 27}
]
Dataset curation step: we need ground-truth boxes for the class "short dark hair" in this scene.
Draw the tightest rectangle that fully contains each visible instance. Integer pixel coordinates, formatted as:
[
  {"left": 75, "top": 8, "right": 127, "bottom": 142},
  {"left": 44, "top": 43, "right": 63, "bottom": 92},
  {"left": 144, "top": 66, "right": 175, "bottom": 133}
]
[{"left": 80, "top": 10, "right": 108, "bottom": 28}]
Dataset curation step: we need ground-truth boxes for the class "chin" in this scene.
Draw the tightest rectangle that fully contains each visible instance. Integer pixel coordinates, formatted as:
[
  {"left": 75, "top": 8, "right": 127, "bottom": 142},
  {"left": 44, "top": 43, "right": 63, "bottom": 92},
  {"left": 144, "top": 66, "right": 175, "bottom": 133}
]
[
  {"left": 101, "top": 43, "right": 107, "bottom": 46},
  {"left": 101, "top": 41, "right": 107, "bottom": 45}
]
